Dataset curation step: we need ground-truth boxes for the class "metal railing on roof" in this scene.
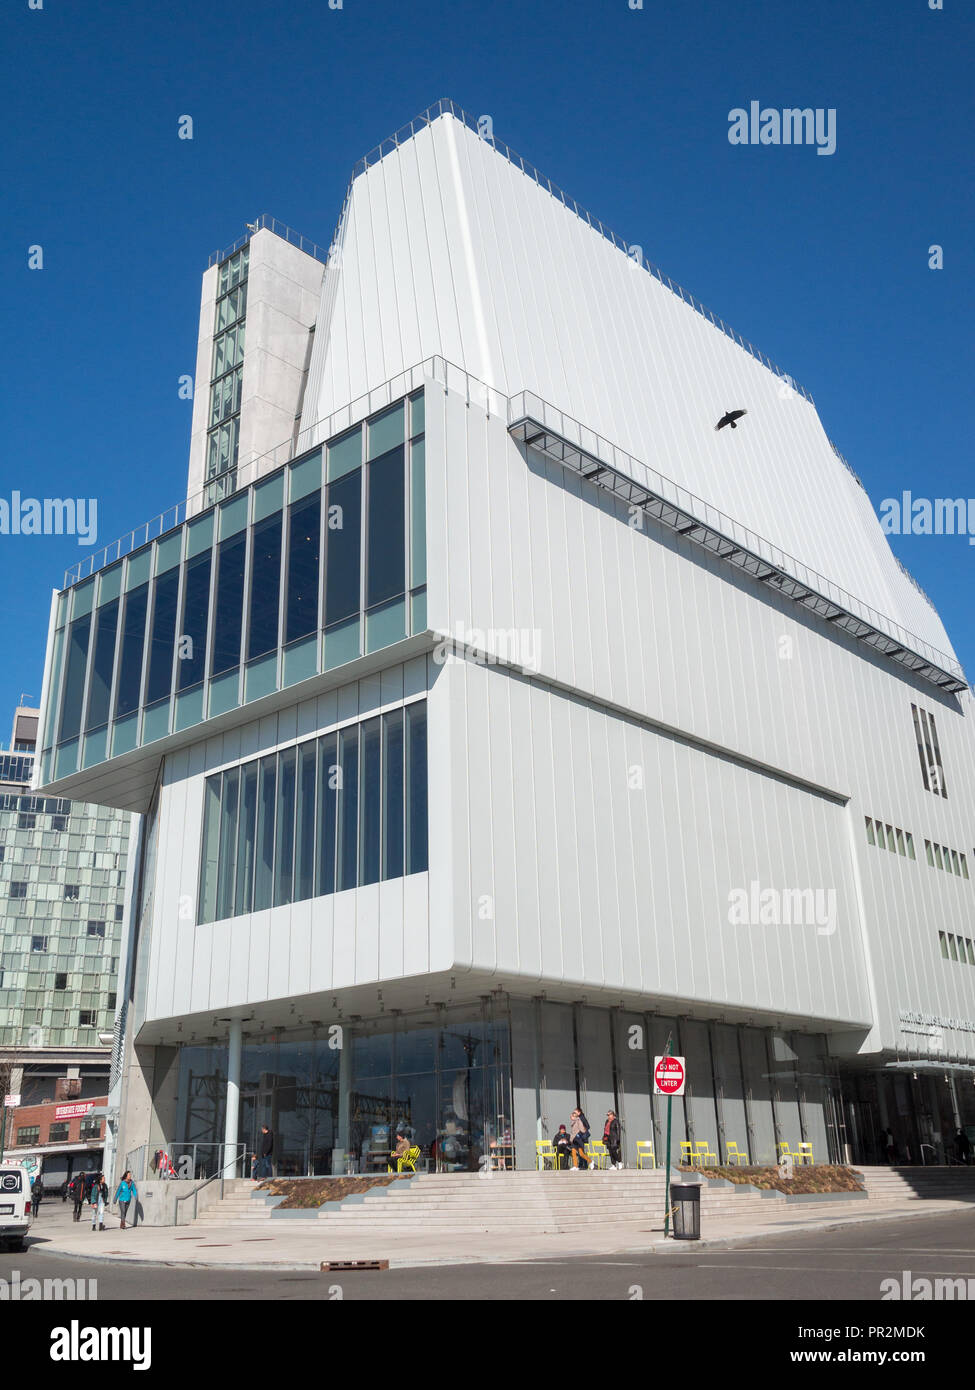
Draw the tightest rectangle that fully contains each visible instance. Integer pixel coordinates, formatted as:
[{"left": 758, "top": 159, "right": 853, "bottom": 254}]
[
  {"left": 60, "top": 359, "right": 439, "bottom": 590},
  {"left": 59, "top": 353, "right": 962, "bottom": 696},
  {"left": 347, "top": 99, "right": 815, "bottom": 404},
  {"left": 507, "top": 387, "right": 966, "bottom": 696},
  {"left": 207, "top": 214, "right": 331, "bottom": 269}
]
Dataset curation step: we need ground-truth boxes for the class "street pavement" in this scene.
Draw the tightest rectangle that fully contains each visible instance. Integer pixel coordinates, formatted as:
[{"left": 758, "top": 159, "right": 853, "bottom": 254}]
[
  {"left": 4, "top": 1208, "right": 974, "bottom": 1300},
  {"left": 17, "top": 1189, "right": 975, "bottom": 1276}
]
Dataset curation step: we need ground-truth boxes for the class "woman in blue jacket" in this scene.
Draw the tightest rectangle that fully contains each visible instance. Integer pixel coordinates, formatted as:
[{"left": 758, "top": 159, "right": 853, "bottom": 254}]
[{"left": 114, "top": 1171, "right": 138, "bottom": 1229}]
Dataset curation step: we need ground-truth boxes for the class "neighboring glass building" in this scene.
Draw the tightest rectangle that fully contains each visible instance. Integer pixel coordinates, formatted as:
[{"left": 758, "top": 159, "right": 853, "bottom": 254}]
[
  {"left": 34, "top": 104, "right": 975, "bottom": 1182},
  {"left": 0, "top": 702, "right": 131, "bottom": 1186}
]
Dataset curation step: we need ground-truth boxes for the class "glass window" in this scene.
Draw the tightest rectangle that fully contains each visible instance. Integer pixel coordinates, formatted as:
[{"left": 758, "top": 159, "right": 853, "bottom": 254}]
[
  {"left": 367, "top": 447, "right": 405, "bottom": 608},
  {"left": 336, "top": 725, "right": 359, "bottom": 891},
  {"left": 961, "top": 853, "right": 969, "bottom": 880},
  {"left": 935, "top": 844, "right": 944, "bottom": 870},
  {"left": 952, "top": 850, "right": 961, "bottom": 875},
  {"left": 85, "top": 599, "right": 119, "bottom": 732},
  {"left": 410, "top": 438, "right": 426, "bottom": 589},
  {"left": 295, "top": 740, "right": 317, "bottom": 902},
  {"left": 199, "top": 774, "right": 221, "bottom": 923},
  {"left": 406, "top": 702, "right": 428, "bottom": 874},
  {"left": 211, "top": 532, "right": 246, "bottom": 675},
  {"left": 285, "top": 495, "right": 320, "bottom": 644},
  {"left": 865, "top": 817, "right": 875, "bottom": 846},
  {"left": 59, "top": 615, "right": 91, "bottom": 743},
  {"left": 368, "top": 403, "right": 404, "bottom": 460},
  {"left": 248, "top": 513, "right": 283, "bottom": 661},
  {"left": 383, "top": 710, "right": 404, "bottom": 880},
  {"left": 145, "top": 567, "right": 180, "bottom": 706},
  {"left": 316, "top": 733, "right": 338, "bottom": 897},
  {"left": 178, "top": 551, "right": 211, "bottom": 690},
  {"left": 327, "top": 426, "right": 362, "bottom": 482},
  {"left": 274, "top": 749, "right": 297, "bottom": 907},
  {"left": 359, "top": 718, "right": 382, "bottom": 886},
  {"left": 896, "top": 828, "right": 905, "bottom": 856},
  {"left": 114, "top": 583, "right": 149, "bottom": 719},
  {"left": 939, "top": 931, "right": 949, "bottom": 959},
  {"left": 906, "top": 832, "right": 916, "bottom": 861},
  {"left": 235, "top": 762, "right": 258, "bottom": 916},
  {"left": 253, "top": 754, "right": 277, "bottom": 912},
  {"left": 949, "top": 935, "right": 959, "bottom": 961},
  {"left": 325, "top": 470, "right": 361, "bottom": 626},
  {"left": 216, "top": 768, "right": 239, "bottom": 921}
]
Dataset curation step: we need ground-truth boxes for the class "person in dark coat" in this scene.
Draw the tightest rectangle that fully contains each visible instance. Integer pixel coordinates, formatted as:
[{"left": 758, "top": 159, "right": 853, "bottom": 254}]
[
  {"left": 604, "top": 1110, "right": 623, "bottom": 1170},
  {"left": 955, "top": 1129, "right": 972, "bottom": 1165},
  {"left": 255, "top": 1125, "right": 274, "bottom": 1179},
  {"left": 30, "top": 1179, "right": 42, "bottom": 1217},
  {"left": 553, "top": 1124, "right": 572, "bottom": 1170}
]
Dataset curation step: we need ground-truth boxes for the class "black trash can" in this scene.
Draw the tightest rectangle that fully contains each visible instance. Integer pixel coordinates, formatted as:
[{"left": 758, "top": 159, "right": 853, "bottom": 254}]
[{"left": 670, "top": 1180, "right": 702, "bottom": 1240}]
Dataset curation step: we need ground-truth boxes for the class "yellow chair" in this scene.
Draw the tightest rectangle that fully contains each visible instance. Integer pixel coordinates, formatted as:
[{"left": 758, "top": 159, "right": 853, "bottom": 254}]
[
  {"left": 636, "top": 1140, "right": 656, "bottom": 1170},
  {"left": 535, "top": 1140, "right": 557, "bottom": 1171},
  {"left": 777, "top": 1142, "right": 794, "bottom": 1162},
  {"left": 392, "top": 1145, "right": 420, "bottom": 1173},
  {"left": 694, "top": 1141, "right": 718, "bottom": 1168},
  {"left": 587, "top": 1141, "right": 610, "bottom": 1170},
  {"left": 679, "top": 1141, "right": 695, "bottom": 1165},
  {"left": 796, "top": 1143, "right": 814, "bottom": 1166},
  {"left": 725, "top": 1141, "right": 748, "bottom": 1166}
]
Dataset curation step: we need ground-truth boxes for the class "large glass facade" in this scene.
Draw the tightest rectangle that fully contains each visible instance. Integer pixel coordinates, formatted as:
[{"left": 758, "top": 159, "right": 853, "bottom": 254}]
[
  {"left": 204, "top": 246, "right": 248, "bottom": 504},
  {"left": 170, "top": 1000, "right": 513, "bottom": 1178},
  {"left": 196, "top": 701, "right": 428, "bottom": 924},
  {"left": 43, "top": 390, "right": 427, "bottom": 784}
]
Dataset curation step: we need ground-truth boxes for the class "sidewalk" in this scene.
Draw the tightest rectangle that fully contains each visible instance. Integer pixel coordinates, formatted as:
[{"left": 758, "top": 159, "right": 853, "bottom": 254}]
[{"left": 25, "top": 1193, "right": 975, "bottom": 1271}]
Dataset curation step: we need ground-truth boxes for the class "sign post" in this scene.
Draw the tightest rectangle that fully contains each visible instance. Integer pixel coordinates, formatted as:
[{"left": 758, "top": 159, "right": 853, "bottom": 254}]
[{"left": 653, "top": 1043, "right": 686, "bottom": 1237}]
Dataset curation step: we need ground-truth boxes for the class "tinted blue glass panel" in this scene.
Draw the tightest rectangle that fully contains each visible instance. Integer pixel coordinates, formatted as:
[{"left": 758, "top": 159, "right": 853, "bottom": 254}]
[
  {"left": 358, "top": 718, "right": 381, "bottom": 886},
  {"left": 248, "top": 512, "right": 282, "bottom": 660},
  {"left": 367, "top": 446, "right": 405, "bottom": 607},
  {"left": 211, "top": 533, "right": 246, "bottom": 676},
  {"left": 145, "top": 568, "right": 180, "bottom": 706},
  {"left": 178, "top": 551, "right": 211, "bottom": 690},
  {"left": 316, "top": 732, "right": 338, "bottom": 897},
  {"left": 295, "top": 740, "right": 317, "bottom": 902},
  {"left": 383, "top": 710, "right": 404, "bottom": 880},
  {"left": 85, "top": 600, "right": 118, "bottom": 732},
  {"left": 235, "top": 762, "right": 258, "bottom": 916},
  {"left": 253, "top": 754, "right": 276, "bottom": 912},
  {"left": 336, "top": 726, "right": 359, "bottom": 892},
  {"left": 285, "top": 495, "right": 320, "bottom": 643},
  {"left": 59, "top": 615, "right": 91, "bottom": 743},
  {"left": 406, "top": 703, "right": 428, "bottom": 874},
  {"left": 274, "top": 748, "right": 296, "bottom": 908},
  {"left": 216, "top": 768, "right": 239, "bottom": 921},
  {"left": 325, "top": 471, "right": 361, "bottom": 625},
  {"left": 114, "top": 584, "right": 149, "bottom": 719}
]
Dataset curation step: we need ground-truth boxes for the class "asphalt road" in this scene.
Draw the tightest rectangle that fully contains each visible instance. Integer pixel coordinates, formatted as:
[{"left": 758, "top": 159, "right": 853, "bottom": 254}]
[{"left": 5, "top": 1209, "right": 974, "bottom": 1301}]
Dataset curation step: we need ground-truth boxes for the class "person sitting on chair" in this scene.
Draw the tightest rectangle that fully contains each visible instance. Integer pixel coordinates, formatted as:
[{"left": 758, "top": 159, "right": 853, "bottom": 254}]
[{"left": 389, "top": 1131, "right": 410, "bottom": 1172}]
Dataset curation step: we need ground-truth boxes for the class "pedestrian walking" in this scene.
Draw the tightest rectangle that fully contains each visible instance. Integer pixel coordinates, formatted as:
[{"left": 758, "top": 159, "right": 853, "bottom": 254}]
[
  {"left": 568, "top": 1107, "right": 590, "bottom": 1170},
  {"left": 955, "top": 1128, "right": 972, "bottom": 1165},
  {"left": 89, "top": 1173, "right": 108, "bottom": 1231},
  {"left": 604, "top": 1109, "right": 623, "bottom": 1169},
  {"left": 31, "top": 1179, "right": 42, "bottom": 1217},
  {"left": 71, "top": 1175, "right": 86, "bottom": 1222},
  {"left": 114, "top": 1171, "right": 138, "bottom": 1229},
  {"left": 255, "top": 1125, "right": 274, "bottom": 1179}
]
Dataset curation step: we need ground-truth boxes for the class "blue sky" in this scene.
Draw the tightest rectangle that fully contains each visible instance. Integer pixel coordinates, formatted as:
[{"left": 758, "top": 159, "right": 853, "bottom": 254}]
[{"left": 1, "top": 0, "right": 972, "bottom": 735}]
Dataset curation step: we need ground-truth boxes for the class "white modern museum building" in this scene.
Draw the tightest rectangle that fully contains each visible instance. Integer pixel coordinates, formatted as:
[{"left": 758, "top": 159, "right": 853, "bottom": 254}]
[{"left": 34, "top": 101, "right": 975, "bottom": 1177}]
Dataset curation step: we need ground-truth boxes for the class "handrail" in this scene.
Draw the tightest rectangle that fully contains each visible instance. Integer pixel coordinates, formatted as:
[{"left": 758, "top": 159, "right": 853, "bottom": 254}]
[
  {"left": 207, "top": 214, "right": 331, "bottom": 269},
  {"left": 172, "top": 1147, "right": 246, "bottom": 1225}
]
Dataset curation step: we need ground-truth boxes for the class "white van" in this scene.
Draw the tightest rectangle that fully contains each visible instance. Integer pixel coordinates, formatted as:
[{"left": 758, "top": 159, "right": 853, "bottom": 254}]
[{"left": 0, "top": 1162, "right": 33, "bottom": 1252}]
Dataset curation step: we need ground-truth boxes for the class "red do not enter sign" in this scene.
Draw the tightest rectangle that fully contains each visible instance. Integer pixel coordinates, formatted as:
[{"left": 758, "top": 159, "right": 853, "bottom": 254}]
[{"left": 653, "top": 1055, "right": 686, "bottom": 1096}]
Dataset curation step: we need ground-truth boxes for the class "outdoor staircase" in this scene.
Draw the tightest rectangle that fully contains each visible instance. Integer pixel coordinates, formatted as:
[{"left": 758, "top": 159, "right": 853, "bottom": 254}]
[
  {"left": 854, "top": 1165, "right": 975, "bottom": 1203},
  {"left": 186, "top": 1165, "right": 975, "bottom": 1235}
]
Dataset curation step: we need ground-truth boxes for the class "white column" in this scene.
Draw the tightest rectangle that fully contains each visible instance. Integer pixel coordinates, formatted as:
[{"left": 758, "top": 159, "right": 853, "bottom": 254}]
[{"left": 223, "top": 1019, "right": 243, "bottom": 1178}]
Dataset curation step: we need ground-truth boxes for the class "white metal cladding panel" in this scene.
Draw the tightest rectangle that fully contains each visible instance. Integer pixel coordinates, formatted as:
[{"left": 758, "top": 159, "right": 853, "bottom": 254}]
[
  {"left": 137, "top": 664, "right": 433, "bottom": 1023},
  {"left": 305, "top": 114, "right": 953, "bottom": 661},
  {"left": 448, "top": 656, "right": 869, "bottom": 1025}
]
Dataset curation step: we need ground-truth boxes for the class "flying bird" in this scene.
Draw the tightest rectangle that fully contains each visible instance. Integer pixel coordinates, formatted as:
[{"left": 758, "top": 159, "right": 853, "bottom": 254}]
[{"left": 715, "top": 409, "right": 748, "bottom": 431}]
